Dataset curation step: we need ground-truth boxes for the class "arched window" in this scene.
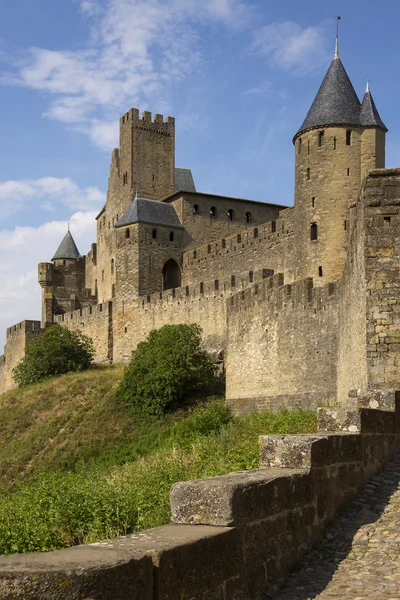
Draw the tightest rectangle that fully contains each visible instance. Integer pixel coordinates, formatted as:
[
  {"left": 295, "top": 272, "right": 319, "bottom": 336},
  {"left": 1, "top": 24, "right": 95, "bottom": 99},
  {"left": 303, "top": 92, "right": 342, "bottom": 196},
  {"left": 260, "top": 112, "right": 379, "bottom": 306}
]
[
  {"left": 346, "top": 130, "right": 352, "bottom": 145},
  {"left": 152, "top": 229, "right": 157, "bottom": 239},
  {"left": 210, "top": 206, "right": 217, "bottom": 218},
  {"left": 162, "top": 259, "right": 181, "bottom": 291},
  {"left": 245, "top": 212, "right": 251, "bottom": 223},
  {"left": 111, "top": 283, "right": 116, "bottom": 297},
  {"left": 310, "top": 223, "right": 318, "bottom": 241},
  {"left": 111, "top": 259, "right": 114, "bottom": 274},
  {"left": 125, "top": 228, "right": 130, "bottom": 239},
  {"left": 306, "top": 168, "right": 311, "bottom": 181},
  {"left": 193, "top": 204, "right": 199, "bottom": 215},
  {"left": 227, "top": 209, "right": 234, "bottom": 221},
  {"left": 318, "top": 131, "right": 324, "bottom": 147},
  {"left": 170, "top": 231, "right": 174, "bottom": 242}
]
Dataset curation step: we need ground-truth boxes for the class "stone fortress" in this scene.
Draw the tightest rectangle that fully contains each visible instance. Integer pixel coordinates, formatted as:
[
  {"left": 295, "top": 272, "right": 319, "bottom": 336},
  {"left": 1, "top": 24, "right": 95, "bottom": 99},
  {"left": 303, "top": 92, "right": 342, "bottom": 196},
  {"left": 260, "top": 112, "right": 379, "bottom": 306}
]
[{"left": 1, "top": 40, "right": 400, "bottom": 418}]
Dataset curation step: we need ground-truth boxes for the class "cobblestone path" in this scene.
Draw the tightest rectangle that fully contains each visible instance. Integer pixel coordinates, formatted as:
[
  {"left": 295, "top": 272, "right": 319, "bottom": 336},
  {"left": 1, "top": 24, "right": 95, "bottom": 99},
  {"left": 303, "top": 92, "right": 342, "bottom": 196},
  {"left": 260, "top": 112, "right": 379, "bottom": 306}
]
[{"left": 271, "top": 446, "right": 400, "bottom": 599}]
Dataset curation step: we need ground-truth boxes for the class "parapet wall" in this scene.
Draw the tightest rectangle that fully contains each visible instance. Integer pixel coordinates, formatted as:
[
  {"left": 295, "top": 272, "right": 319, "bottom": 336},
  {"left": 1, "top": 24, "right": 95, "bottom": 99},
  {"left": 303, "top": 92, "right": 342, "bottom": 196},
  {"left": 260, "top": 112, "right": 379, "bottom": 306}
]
[
  {"left": 1, "top": 399, "right": 398, "bottom": 599},
  {"left": 226, "top": 276, "right": 339, "bottom": 414},
  {"left": 0, "top": 321, "right": 44, "bottom": 393},
  {"left": 182, "top": 208, "right": 295, "bottom": 286}
]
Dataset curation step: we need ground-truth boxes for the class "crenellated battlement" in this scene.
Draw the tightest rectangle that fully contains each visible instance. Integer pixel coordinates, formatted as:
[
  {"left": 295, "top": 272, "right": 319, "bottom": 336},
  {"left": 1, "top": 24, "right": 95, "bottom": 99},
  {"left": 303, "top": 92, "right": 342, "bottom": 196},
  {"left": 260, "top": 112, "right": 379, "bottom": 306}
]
[
  {"left": 120, "top": 108, "right": 175, "bottom": 130},
  {"left": 6, "top": 320, "right": 43, "bottom": 341}
]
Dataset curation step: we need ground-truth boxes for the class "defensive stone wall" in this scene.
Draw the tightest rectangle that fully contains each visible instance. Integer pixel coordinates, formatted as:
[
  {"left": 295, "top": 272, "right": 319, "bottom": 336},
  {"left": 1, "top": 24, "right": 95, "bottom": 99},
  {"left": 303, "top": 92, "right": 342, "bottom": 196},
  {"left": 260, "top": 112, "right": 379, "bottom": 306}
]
[
  {"left": 0, "top": 321, "right": 44, "bottom": 392},
  {"left": 182, "top": 208, "right": 294, "bottom": 285},
  {"left": 226, "top": 276, "right": 339, "bottom": 414},
  {"left": 1, "top": 398, "right": 398, "bottom": 599}
]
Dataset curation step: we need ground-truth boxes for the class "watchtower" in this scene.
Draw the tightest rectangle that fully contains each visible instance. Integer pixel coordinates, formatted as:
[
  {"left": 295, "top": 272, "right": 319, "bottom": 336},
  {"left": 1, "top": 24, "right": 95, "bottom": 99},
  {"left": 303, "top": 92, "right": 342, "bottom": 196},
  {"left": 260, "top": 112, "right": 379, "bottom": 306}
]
[{"left": 292, "top": 42, "right": 387, "bottom": 284}]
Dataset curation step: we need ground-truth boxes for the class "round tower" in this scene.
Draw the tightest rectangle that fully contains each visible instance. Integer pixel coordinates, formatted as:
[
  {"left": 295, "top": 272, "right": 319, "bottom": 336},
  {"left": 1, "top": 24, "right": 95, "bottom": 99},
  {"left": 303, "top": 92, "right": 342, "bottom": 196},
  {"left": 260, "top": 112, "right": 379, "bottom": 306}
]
[{"left": 292, "top": 43, "right": 387, "bottom": 284}]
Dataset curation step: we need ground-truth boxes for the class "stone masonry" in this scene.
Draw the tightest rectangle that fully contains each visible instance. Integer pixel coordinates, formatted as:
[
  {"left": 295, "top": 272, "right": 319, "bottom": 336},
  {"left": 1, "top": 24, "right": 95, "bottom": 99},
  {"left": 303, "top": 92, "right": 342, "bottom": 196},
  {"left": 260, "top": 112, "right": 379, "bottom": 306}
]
[{"left": 0, "top": 46, "right": 397, "bottom": 420}]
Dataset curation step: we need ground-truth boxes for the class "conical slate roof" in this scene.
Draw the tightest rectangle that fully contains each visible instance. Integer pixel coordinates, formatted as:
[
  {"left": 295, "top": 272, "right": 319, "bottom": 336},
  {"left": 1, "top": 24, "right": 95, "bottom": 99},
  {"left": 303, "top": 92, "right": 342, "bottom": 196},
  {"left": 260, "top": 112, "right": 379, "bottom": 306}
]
[
  {"left": 359, "top": 86, "right": 387, "bottom": 131},
  {"left": 295, "top": 57, "right": 361, "bottom": 140},
  {"left": 115, "top": 196, "right": 183, "bottom": 228},
  {"left": 52, "top": 230, "right": 81, "bottom": 261}
]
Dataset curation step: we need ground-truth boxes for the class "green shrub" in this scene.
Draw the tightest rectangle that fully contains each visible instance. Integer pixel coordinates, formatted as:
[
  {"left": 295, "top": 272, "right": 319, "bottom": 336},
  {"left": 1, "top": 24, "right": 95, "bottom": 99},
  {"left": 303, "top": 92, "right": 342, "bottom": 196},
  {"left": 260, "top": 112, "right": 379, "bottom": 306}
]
[
  {"left": 13, "top": 324, "right": 94, "bottom": 387},
  {"left": 117, "top": 324, "right": 221, "bottom": 415}
]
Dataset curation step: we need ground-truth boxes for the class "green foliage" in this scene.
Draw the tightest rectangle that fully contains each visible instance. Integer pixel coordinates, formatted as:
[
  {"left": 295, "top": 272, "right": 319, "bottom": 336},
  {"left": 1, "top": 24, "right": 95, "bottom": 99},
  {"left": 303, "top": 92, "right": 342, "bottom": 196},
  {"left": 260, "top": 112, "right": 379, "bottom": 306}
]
[
  {"left": 12, "top": 324, "right": 94, "bottom": 387},
  {"left": 0, "top": 397, "right": 316, "bottom": 555},
  {"left": 117, "top": 324, "right": 221, "bottom": 415}
]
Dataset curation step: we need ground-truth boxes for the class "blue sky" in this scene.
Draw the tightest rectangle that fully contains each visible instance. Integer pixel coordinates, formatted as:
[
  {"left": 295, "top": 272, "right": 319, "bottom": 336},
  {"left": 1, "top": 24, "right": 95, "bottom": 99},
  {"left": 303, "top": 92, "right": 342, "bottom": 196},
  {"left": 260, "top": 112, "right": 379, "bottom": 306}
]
[{"left": 0, "top": 0, "right": 399, "bottom": 350}]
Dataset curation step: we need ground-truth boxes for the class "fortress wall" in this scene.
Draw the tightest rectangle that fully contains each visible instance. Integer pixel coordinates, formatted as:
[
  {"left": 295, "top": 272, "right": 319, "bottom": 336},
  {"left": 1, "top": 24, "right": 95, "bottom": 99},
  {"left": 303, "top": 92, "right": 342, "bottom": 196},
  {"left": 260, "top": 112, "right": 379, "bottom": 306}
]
[
  {"left": 182, "top": 208, "right": 295, "bottom": 286},
  {"left": 226, "top": 276, "right": 339, "bottom": 415},
  {"left": 169, "top": 192, "right": 286, "bottom": 250},
  {"left": 1, "top": 321, "right": 44, "bottom": 392},
  {"left": 112, "top": 269, "right": 267, "bottom": 363},
  {"left": 54, "top": 303, "right": 112, "bottom": 363}
]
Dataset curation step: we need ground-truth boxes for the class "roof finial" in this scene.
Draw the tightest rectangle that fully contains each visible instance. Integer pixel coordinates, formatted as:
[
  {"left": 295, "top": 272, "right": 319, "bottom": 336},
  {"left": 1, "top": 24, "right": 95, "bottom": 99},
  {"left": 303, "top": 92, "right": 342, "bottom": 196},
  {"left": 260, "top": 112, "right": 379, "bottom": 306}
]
[
  {"left": 366, "top": 79, "right": 370, "bottom": 93},
  {"left": 67, "top": 222, "right": 70, "bottom": 232},
  {"left": 334, "top": 15, "right": 341, "bottom": 59},
  {"left": 134, "top": 188, "right": 139, "bottom": 201}
]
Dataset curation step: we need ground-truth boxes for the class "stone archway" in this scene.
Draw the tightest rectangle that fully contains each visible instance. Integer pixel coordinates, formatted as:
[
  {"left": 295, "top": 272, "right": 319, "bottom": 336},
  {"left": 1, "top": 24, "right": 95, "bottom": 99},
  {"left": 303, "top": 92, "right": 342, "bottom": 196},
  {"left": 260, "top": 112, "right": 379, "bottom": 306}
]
[{"left": 162, "top": 259, "right": 181, "bottom": 291}]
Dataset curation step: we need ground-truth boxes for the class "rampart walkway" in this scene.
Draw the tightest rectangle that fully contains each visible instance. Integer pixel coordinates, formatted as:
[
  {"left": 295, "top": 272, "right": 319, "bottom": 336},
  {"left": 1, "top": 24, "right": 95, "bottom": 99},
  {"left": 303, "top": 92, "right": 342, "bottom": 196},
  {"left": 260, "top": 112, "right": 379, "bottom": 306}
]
[{"left": 272, "top": 445, "right": 400, "bottom": 599}]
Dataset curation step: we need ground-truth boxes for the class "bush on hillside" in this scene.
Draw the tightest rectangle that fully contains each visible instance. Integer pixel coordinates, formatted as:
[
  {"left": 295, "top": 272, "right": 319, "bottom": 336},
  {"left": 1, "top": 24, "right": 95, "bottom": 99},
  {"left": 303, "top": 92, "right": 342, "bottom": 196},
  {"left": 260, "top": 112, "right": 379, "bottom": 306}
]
[
  {"left": 117, "top": 324, "right": 222, "bottom": 415},
  {"left": 13, "top": 324, "right": 94, "bottom": 387}
]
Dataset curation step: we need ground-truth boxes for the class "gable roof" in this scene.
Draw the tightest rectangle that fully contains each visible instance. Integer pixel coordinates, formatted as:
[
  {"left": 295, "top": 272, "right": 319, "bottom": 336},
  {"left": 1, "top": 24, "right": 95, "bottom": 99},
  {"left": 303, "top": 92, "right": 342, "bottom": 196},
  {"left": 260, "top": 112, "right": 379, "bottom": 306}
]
[
  {"left": 115, "top": 196, "right": 183, "bottom": 229},
  {"left": 52, "top": 231, "right": 81, "bottom": 261}
]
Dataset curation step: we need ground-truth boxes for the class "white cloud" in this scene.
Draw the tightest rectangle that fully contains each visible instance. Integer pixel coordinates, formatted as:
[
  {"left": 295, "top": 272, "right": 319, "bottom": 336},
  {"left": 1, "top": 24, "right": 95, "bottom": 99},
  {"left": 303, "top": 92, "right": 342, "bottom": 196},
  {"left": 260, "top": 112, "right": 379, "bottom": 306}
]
[
  {"left": 0, "top": 212, "right": 97, "bottom": 352},
  {"left": 3, "top": 0, "right": 250, "bottom": 150},
  {"left": 252, "top": 21, "right": 329, "bottom": 75},
  {"left": 0, "top": 177, "right": 104, "bottom": 218}
]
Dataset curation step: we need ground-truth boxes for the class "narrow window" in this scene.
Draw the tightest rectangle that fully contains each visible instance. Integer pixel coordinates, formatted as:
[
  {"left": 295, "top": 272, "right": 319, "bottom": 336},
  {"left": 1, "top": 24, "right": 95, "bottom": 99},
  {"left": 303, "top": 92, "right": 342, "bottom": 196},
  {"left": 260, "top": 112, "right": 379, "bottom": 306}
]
[
  {"left": 249, "top": 271, "right": 254, "bottom": 283},
  {"left": 207, "top": 244, "right": 211, "bottom": 254},
  {"left": 318, "top": 266, "right": 323, "bottom": 277},
  {"left": 245, "top": 211, "right": 251, "bottom": 223},
  {"left": 108, "top": 222, "right": 110, "bottom": 229},
  {"left": 125, "top": 228, "right": 130, "bottom": 239},
  {"left": 237, "top": 234, "right": 241, "bottom": 243},
  {"left": 384, "top": 216, "right": 391, "bottom": 226},
  {"left": 169, "top": 231, "right": 174, "bottom": 242},
  {"left": 312, "top": 197, "right": 315, "bottom": 208},
  {"left": 193, "top": 250, "right": 197, "bottom": 259},
  {"left": 99, "top": 304, "right": 103, "bottom": 312},
  {"left": 271, "top": 220, "right": 276, "bottom": 233},
  {"left": 254, "top": 227, "right": 258, "bottom": 238},
  {"left": 346, "top": 130, "right": 352, "bottom": 145},
  {"left": 152, "top": 174, "right": 155, "bottom": 181},
  {"left": 307, "top": 140, "right": 310, "bottom": 155},
  {"left": 193, "top": 204, "right": 199, "bottom": 215},
  {"left": 333, "top": 137, "right": 337, "bottom": 150},
  {"left": 306, "top": 167, "right": 310, "bottom": 181},
  {"left": 210, "top": 206, "right": 217, "bottom": 218},
  {"left": 152, "top": 229, "right": 157, "bottom": 239},
  {"left": 185, "top": 286, "right": 189, "bottom": 296},
  {"left": 200, "top": 282, "right": 204, "bottom": 293},
  {"left": 227, "top": 209, "right": 234, "bottom": 221},
  {"left": 298, "top": 138, "right": 302, "bottom": 154},
  {"left": 112, "top": 283, "right": 116, "bottom": 297},
  {"left": 344, "top": 220, "right": 347, "bottom": 230},
  {"left": 214, "top": 279, "right": 219, "bottom": 291},
  {"left": 231, "top": 275, "right": 236, "bottom": 287},
  {"left": 222, "top": 239, "right": 226, "bottom": 248},
  {"left": 102, "top": 269, "right": 104, "bottom": 281},
  {"left": 125, "top": 327, "right": 128, "bottom": 333},
  {"left": 310, "top": 223, "right": 318, "bottom": 241},
  {"left": 347, "top": 168, "right": 350, "bottom": 176},
  {"left": 111, "top": 259, "right": 114, "bottom": 274},
  {"left": 123, "top": 172, "right": 128, "bottom": 185},
  {"left": 318, "top": 131, "right": 324, "bottom": 147}
]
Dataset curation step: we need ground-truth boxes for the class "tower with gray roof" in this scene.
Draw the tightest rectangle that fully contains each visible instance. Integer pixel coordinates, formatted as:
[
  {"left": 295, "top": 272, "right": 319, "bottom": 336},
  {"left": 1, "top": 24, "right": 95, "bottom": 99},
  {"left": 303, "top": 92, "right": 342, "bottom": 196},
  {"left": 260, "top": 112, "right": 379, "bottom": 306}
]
[{"left": 292, "top": 42, "right": 387, "bottom": 284}]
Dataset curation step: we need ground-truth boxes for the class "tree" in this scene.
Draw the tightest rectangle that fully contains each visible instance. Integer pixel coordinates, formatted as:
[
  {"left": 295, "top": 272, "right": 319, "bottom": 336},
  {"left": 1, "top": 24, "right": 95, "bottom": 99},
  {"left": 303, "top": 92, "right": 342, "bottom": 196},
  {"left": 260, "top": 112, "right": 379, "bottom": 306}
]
[
  {"left": 13, "top": 324, "right": 95, "bottom": 387},
  {"left": 117, "top": 324, "right": 221, "bottom": 415}
]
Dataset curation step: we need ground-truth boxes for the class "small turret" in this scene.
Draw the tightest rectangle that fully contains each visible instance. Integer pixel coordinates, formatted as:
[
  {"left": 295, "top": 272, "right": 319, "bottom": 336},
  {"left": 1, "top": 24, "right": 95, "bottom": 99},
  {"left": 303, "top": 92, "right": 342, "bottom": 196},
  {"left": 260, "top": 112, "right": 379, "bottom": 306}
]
[
  {"left": 359, "top": 81, "right": 387, "bottom": 131},
  {"left": 52, "top": 229, "right": 80, "bottom": 263}
]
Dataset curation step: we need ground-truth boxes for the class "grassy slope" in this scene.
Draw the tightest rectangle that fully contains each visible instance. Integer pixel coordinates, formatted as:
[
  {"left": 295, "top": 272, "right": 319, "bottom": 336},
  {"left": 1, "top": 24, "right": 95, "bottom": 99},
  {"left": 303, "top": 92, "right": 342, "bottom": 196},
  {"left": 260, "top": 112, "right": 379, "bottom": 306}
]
[{"left": 0, "top": 366, "right": 317, "bottom": 555}]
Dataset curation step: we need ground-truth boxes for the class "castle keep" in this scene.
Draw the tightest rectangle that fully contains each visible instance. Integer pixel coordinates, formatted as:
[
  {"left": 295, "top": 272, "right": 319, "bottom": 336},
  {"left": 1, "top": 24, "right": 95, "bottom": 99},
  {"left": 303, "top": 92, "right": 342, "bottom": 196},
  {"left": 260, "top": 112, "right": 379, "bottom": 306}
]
[{"left": 1, "top": 45, "right": 399, "bottom": 417}]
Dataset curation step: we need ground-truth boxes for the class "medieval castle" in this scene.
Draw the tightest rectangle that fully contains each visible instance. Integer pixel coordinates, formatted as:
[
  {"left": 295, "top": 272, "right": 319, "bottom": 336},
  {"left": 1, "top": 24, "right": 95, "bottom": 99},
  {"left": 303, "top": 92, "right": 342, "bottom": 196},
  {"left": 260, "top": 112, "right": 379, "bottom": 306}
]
[{"left": 1, "top": 42, "right": 399, "bottom": 417}]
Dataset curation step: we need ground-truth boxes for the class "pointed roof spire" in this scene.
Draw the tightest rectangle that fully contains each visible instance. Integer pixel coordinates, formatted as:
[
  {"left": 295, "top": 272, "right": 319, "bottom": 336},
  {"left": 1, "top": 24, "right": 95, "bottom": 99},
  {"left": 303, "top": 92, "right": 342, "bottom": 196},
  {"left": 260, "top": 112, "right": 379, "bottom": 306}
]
[
  {"left": 52, "top": 229, "right": 81, "bottom": 261},
  {"left": 294, "top": 56, "right": 361, "bottom": 140},
  {"left": 359, "top": 82, "right": 388, "bottom": 131},
  {"left": 334, "top": 16, "right": 341, "bottom": 59}
]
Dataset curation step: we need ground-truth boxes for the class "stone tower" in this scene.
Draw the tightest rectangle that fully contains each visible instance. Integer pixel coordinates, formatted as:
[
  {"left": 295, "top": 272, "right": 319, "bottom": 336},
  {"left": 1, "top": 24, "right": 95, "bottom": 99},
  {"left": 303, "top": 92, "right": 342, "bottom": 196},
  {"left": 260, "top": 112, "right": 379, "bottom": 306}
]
[
  {"left": 292, "top": 43, "right": 387, "bottom": 284},
  {"left": 38, "top": 230, "right": 95, "bottom": 326}
]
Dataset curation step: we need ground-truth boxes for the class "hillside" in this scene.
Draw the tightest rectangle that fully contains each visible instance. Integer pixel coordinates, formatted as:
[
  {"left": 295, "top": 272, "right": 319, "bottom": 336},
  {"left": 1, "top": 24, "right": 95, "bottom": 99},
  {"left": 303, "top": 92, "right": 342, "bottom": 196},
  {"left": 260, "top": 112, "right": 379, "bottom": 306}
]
[{"left": 0, "top": 367, "right": 317, "bottom": 555}]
